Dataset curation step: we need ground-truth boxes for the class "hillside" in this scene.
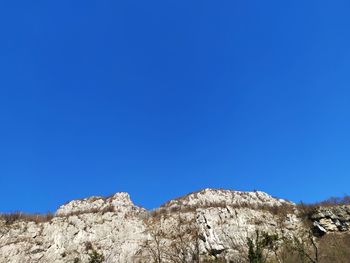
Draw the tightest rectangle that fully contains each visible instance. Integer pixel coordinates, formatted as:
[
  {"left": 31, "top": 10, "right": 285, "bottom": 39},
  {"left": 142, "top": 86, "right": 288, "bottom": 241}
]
[{"left": 1, "top": 189, "right": 350, "bottom": 262}]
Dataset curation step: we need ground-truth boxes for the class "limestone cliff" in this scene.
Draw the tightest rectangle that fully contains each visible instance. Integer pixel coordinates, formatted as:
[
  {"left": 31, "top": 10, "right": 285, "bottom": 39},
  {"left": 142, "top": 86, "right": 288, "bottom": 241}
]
[{"left": 0, "top": 189, "right": 348, "bottom": 262}]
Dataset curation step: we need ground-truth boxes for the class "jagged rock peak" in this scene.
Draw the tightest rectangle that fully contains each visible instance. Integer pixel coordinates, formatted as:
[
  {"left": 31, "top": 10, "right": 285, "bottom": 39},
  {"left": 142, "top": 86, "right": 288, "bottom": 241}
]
[
  {"left": 55, "top": 192, "right": 137, "bottom": 216},
  {"left": 161, "top": 188, "right": 293, "bottom": 209}
]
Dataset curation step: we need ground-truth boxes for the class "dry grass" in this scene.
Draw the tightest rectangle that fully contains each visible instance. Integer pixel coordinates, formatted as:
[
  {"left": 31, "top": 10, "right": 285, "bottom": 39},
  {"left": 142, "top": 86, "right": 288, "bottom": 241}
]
[
  {"left": 0, "top": 212, "right": 54, "bottom": 225},
  {"left": 297, "top": 195, "right": 350, "bottom": 211},
  {"left": 318, "top": 232, "right": 350, "bottom": 263},
  {"left": 0, "top": 205, "right": 116, "bottom": 225},
  {"left": 296, "top": 195, "right": 350, "bottom": 223},
  {"left": 56, "top": 205, "right": 116, "bottom": 218},
  {"left": 150, "top": 202, "right": 295, "bottom": 221}
]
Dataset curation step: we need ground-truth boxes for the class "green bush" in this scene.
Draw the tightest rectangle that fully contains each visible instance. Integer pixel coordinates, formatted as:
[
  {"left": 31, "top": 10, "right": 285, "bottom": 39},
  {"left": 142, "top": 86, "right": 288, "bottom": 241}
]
[
  {"left": 88, "top": 250, "right": 105, "bottom": 263},
  {"left": 247, "top": 230, "right": 279, "bottom": 263}
]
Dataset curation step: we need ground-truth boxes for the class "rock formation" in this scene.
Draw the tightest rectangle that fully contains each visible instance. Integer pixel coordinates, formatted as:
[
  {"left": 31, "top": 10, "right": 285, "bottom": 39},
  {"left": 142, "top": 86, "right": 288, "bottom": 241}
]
[
  {"left": 0, "top": 189, "right": 348, "bottom": 262},
  {"left": 311, "top": 205, "right": 350, "bottom": 234}
]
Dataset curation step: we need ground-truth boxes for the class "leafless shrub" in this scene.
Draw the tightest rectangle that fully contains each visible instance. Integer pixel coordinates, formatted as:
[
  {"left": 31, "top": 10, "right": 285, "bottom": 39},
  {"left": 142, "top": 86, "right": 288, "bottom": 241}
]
[
  {"left": 296, "top": 203, "right": 319, "bottom": 228},
  {"left": 163, "top": 215, "right": 201, "bottom": 263},
  {"left": 101, "top": 205, "right": 115, "bottom": 213},
  {"left": 151, "top": 202, "right": 295, "bottom": 224},
  {"left": 317, "top": 196, "right": 350, "bottom": 207},
  {"left": 317, "top": 232, "right": 350, "bottom": 263},
  {"left": 264, "top": 204, "right": 295, "bottom": 217},
  {"left": 0, "top": 212, "right": 54, "bottom": 225},
  {"left": 0, "top": 212, "right": 22, "bottom": 225},
  {"left": 297, "top": 195, "right": 350, "bottom": 218},
  {"left": 56, "top": 204, "right": 116, "bottom": 218},
  {"left": 292, "top": 232, "right": 319, "bottom": 263},
  {"left": 135, "top": 214, "right": 202, "bottom": 263}
]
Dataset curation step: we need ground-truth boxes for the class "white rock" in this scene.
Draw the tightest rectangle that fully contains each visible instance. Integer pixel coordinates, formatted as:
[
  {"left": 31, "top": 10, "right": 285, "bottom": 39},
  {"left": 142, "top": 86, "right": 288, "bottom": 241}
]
[{"left": 0, "top": 189, "right": 306, "bottom": 263}]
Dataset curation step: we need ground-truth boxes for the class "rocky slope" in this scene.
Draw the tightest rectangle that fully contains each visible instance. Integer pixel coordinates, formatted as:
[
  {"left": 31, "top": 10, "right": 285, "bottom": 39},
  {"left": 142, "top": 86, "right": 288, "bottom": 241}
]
[{"left": 0, "top": 189, "right": 348, "bottom": 262}]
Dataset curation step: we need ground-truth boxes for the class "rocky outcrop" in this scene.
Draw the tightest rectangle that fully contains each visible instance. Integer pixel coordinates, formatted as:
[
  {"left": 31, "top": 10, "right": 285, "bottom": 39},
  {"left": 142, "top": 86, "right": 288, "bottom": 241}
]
[
  {"left": 0, "top": 194, "right": 147, "bottom": 263},
  {"left": 0, "top": 188, "right": 347, "bottom": 262},
  {"left": 55, "top": 192, "right": 144, "bottom": 216},
  {"left": 162, "top": 188, "right": 291, "bottom": 210},
  {"left": 311, "top": 205, "right": 350, "bottom": 234}
]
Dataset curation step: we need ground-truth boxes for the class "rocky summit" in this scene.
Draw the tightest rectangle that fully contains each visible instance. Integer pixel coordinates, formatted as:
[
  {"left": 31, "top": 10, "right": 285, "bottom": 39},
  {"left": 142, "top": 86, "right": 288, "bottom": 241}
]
[{"left": 0, "top": 189, "right": 349, "bottom": 263}]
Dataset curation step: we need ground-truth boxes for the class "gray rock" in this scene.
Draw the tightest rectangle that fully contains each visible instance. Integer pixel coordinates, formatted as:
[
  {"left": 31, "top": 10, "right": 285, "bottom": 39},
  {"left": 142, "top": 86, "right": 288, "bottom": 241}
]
[{"left": 4, "top": 189, "right": 347, "bottom": 262}]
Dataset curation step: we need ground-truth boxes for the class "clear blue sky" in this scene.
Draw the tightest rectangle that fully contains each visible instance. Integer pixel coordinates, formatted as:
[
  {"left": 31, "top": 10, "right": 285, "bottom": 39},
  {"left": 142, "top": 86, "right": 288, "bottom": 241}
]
[{"left": 1, "top": 1, "right": 350, "bottom": 213}]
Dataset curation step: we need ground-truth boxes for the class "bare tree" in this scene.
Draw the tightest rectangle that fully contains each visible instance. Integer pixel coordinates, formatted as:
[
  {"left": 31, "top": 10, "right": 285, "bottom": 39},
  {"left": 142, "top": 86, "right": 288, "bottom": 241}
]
[
  {"left": 163, "top": 215, "right": 201, "bottom": 263},
  {"left": 135, "top": 213, "right": 202, "bottom": 263}
]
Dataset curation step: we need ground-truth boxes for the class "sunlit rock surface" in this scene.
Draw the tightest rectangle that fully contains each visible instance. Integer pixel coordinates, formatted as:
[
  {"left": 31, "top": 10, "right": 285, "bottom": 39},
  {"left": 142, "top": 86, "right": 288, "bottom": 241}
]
[{"left": 0, "top": 189, "right": 345, "bottom": 262}]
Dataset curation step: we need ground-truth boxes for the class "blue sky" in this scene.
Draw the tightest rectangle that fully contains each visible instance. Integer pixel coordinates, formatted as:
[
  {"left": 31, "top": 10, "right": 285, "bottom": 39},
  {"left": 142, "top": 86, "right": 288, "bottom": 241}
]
[{"left": 1, "top": 1, "right": 350, "bottom": 213}]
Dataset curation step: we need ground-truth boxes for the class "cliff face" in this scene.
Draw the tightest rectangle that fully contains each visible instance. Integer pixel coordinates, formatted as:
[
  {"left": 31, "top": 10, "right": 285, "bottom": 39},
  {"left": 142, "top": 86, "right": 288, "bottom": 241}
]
[
  {"left": 311, "top": 205, "right": 350, "bottom": 234},
  {"left": 0, "top": 192, "right": 146, "bottom": 263},
  {"left": 0, "top": 189, "right": 348, "bottom": 263}
]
